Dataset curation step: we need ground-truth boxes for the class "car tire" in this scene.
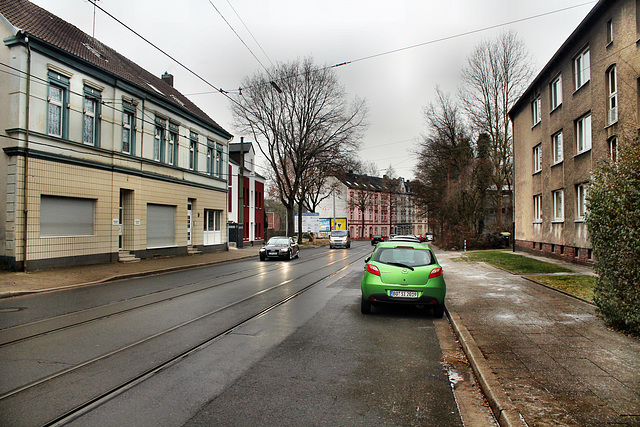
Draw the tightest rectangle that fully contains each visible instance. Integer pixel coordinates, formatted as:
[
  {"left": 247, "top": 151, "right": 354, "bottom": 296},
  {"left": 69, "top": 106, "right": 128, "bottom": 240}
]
[
  {"left": 361, "top": 299, "right": 372, "bottom": 314},
  {"left": 433, "top": 304, "right": 445, "bottom": 318},
  {"left": 260, "top": 255, "right": 266, "bottom": 261},
  {"left": 295, "top": 250, "right": 300, "bottom": 259}
]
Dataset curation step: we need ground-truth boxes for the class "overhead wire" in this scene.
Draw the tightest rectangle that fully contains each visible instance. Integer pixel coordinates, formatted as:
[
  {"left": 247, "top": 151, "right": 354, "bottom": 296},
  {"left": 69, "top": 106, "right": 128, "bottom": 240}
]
[{"left": 206, "top": 0, "right": 272, "bottom": 76}]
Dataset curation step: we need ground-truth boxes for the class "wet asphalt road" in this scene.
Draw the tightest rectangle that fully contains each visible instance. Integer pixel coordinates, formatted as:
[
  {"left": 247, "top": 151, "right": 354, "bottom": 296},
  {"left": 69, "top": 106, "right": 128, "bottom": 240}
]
[{"left": 1, "top": 242, "right": 469, "bottom": 426}]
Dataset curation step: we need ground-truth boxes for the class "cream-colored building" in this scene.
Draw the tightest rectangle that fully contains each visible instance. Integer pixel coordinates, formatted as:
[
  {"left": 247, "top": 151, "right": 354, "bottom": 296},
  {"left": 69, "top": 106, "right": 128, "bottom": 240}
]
[
  {"left": 509, "top": 0, "right": 639, "bottom": 264},
  {"left": 1, "top": 1, "right": 232, "bottom": 270}
]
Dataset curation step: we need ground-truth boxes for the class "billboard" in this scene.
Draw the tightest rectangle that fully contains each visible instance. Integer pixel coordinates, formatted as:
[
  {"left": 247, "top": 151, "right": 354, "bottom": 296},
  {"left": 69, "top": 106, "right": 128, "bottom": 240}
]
[{"left": 294, "top": 212, "right": 320, "bottom": 233}]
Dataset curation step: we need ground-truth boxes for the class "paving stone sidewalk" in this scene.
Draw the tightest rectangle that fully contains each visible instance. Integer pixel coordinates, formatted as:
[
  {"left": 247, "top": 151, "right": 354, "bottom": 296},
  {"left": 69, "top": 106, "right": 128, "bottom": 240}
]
[{"left": 437, "top": 250, "right": 640, "bottom": 426}]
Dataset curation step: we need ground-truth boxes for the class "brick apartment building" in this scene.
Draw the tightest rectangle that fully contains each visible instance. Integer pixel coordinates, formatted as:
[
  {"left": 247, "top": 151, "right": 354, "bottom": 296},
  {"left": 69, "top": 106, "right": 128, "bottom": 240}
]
[{"left": 509, "top": 0, "right": 639, "bottom": 264}]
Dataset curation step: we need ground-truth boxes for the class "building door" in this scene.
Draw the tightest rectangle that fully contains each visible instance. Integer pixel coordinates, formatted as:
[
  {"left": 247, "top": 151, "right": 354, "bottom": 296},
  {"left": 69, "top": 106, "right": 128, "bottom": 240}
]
[
  {"left": 204, "top": 209, "right": 222, "bottom": 245},
  {"left": 187, "top": 199, "right": 194, "bottom": 245},
  {"left": 119, "top": 192, "right": 124, "bottom": 250}
]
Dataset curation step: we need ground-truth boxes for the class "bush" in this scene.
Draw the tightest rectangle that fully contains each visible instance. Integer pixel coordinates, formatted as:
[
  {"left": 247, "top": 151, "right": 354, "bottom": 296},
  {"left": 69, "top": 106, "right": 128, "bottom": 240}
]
[{"left": 586, "top": 137, "right": 640, "bottom": 336}]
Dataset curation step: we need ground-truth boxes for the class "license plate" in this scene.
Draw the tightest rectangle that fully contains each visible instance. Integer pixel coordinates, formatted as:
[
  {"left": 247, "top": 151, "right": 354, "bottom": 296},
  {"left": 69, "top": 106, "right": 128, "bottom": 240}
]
[
  {"left": 268, "top": 251, "right": 278, "bottom": 255},
  {"left": 390, "top": 290, "right": 418, "bottom": 298}
]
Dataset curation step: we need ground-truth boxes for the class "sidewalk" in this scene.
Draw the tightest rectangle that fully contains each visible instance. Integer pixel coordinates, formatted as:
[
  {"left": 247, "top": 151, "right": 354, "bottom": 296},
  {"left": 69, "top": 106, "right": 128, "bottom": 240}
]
[
  {"left": 0, "top": 246, "right": 261, "bottom": 298},
  {"left": 437, "top": 249, "right": 640, "bottom": 427}
]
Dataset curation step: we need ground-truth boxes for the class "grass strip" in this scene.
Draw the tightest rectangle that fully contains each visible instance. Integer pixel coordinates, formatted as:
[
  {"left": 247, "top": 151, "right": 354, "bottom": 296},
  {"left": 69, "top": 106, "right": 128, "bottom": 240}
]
[
  {"left": 524, "top": 275, "right": 595, "bottom": 302},
  {"left": 459, "top": 250, "right": 572, "bottom": 274}
]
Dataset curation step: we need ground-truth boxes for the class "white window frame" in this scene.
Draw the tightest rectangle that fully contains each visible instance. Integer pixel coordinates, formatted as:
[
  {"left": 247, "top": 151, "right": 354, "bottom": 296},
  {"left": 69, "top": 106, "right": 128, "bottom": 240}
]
[
  {"left": 609, "top": 136, "right": 618, "bottom": 163},
  {"left": 553, "top": 190, "right": 564, "bottom": 222},
  {"left": 47, "top": 85, "right": 64, "bottom": 137},
  {"left": 576, "top": 184, "right": 588, "bottom": 221},
  {"left": 82, "top": 97, "right": 96, "bottom": 145},
  {"left": 552, "top": 132, "right": 563, "bottom": 165},
  {"left": 533, "top": 144, "right": 542, "bottom": 173},
  {"left": 607, "top": 65, "right": 618, "bottom": 125},
  {"left": 574, "top": 47, "right": 591, "bottom": 90},
  {"left": 532, "top": 97, "right": 541, "bottom": 126},
  {"left": 576, "top": 114, "right": 592, "bottom": 154},
  {"left": 607, "top": 19, "right": 613, "bottom": 44},
  {"left": 122, "top": 110, "right": 133, "bottom": 154},
  {"left": 533, "top": 194, "right": 542, "bottom": 223},
  {"left": 550, "top": 75, "right": 562, "bottom": 110},
  {"left": 154, "top": 124, "right": 164, "bottom": 162}
]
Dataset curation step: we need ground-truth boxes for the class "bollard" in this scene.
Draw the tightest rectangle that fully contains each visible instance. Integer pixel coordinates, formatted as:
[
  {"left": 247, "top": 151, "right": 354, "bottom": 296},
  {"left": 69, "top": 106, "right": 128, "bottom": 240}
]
[{"left": 464, "top": 240, "right": 467, "bottom": 251}]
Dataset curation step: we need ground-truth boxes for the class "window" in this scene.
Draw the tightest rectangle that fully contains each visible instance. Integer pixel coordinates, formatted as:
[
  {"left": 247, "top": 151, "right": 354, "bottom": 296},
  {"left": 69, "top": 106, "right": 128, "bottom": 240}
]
[
  {"left": 550, "top": 75, "right": 562, "bottom": 110},
  {"left": 154, "top": 118, "right": 166, "bottom": 162},
  {"left": 189, "top": 131, "right": 198, "bottom": 171},
  {"left": 553, "top": 190, "right": 564, "bottom": 222},
  {"left": 607, "top": 65, "right": 618, "bottom": 125},
  {"left": 576, "top": 114, "right": 592, "bottom": 154},
  {"left": 533, "top": 144, "right": 542, "bottom": 173},
  {"left": 216, "top": 142, "right": 224, "bottom": 178},
  {"left": 82, "top": 86, "right": 101, "bottom": 146},
  {"left": 532, "top": 97, "right": 541, "bottom": 125},
  {"left": 40, "top": 195, "right": 95, "bottom": 237},
  {"left": 47, "top": 71, "right": 70, "bottom": 138},
  {"left": 607, "top": 19, "right": 614, "bottom": 44},
  {"left": 609, "top": 136, "right": 618, "bottom": 163},
  {"left": 168, "top": 123, "right": 179, "bottom": 165},
  {"left": 206, "top": 140, "right": 214, "bottom": 175},
  {"left": 574, "top": 47, "right": 591, "bottom": 90},
  {"left": 576, "top": 184, "right": 588, "bottom": 220},
  {"left": 122, "top": 103, "right": 135, "bottom": 155},
  {"left": 552, "top": 132, "right": 563, "bottom": 164},
  {"left": 533, "top": 194, "right": 542, "bottom": 222}
]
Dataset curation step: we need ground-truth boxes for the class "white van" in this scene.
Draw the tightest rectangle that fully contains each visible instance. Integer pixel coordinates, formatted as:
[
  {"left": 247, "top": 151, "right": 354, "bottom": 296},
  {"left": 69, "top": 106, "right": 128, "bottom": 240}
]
[{"left": 329, "top": 230, "right": 351, "bottom": 249}]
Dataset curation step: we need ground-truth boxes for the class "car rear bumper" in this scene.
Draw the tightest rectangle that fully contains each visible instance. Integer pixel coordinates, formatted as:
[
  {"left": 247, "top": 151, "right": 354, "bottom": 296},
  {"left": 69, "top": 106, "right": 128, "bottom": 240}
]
[{"left": 363, "top": 292, "right": 442, "bottom": 305}]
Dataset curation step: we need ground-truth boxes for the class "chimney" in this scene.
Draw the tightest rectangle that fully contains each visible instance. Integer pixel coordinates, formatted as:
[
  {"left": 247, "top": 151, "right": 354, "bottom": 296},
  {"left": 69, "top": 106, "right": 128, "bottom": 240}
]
[{"left": 161, "top": 72, "right": 174, "bottom": 87}]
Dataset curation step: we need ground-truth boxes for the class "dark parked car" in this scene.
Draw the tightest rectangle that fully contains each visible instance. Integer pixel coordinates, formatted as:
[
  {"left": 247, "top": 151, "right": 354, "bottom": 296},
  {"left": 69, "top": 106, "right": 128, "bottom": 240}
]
[
  {"left": 259, "top": 236, "right": 300, "bottom": 261},
  {"left": 371, "top": 235, "right": 385, "bottom": 245}
]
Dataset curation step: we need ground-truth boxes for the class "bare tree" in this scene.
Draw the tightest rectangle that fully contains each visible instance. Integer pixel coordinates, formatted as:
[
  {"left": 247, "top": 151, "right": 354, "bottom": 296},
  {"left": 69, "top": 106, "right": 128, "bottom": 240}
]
[
  {"left": 232, "top": 57, "right": 368, "bottom": 238},
  {"left": 459, "top": 30, "right": 535, "bottom": 230}
]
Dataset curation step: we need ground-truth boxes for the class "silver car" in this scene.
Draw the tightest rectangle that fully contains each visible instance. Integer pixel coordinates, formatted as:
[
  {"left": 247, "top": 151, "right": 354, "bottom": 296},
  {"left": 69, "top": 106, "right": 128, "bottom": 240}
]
[{"left": 329, "top": 230, "right": 351, "bottom": 249}]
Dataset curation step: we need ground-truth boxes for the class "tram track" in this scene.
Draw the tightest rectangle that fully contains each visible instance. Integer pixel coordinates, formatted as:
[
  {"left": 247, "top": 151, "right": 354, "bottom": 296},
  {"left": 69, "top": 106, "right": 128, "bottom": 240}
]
[{"left": 0, "top": 245, "right": 370, "bottom": 426}]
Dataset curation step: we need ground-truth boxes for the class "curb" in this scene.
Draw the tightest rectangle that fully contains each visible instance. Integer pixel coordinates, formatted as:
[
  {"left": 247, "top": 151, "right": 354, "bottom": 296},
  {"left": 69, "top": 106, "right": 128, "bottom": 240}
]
[{"left": 447, "top": 308, "right": 527, "bottom": 427}]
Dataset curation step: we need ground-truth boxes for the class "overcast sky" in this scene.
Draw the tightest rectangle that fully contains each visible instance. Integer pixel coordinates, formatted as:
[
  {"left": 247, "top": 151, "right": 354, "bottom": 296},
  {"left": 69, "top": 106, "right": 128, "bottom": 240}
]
[{"left": 30, "top": 0, "right": 596, "bottom": 179}]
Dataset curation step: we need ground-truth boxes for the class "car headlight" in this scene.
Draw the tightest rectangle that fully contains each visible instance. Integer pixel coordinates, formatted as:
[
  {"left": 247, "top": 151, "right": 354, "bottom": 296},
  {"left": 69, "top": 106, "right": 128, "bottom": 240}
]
[
  {"left": 280, "top": 247, "right": 290, "bottom": 252},
  {"left": 260, "top": 248, "right": 266, "bottom": 252}
]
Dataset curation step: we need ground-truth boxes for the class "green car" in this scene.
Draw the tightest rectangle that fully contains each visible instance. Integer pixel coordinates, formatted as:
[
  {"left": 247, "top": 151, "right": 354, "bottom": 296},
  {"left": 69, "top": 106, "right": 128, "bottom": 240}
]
[{"left": 360, "top": 241, "right": 446, "bottom": 317}]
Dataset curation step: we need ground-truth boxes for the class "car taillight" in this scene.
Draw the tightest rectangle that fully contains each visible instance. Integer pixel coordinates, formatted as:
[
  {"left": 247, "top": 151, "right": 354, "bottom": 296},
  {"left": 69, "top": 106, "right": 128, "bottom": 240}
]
[
  {"left": 428, "top": 267, "right": 443, "bottom": 279},
  {"left": 366, "top": 264, "right": 381, "bottom": 276}
]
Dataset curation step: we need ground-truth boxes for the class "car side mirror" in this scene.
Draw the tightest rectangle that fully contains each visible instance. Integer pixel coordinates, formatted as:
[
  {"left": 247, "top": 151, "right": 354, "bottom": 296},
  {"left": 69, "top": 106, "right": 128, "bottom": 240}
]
[{"left": 364, "top": 256, "right": 371, "bottom": 263}]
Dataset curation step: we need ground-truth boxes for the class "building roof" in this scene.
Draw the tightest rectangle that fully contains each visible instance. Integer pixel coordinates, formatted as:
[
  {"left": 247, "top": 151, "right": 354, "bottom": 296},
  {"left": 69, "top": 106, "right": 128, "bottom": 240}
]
[
  {"left": 509, "top": 0, "right": 606, "bottom": 116},
  {"left": 229, "top": 141, "right": 255, "bottom": 154},
  {"left": 0, "top": 0, "right": 231, "bottom": 139},
  {"left": 338, "top": 172, "right": 410, "bottom": 194}
]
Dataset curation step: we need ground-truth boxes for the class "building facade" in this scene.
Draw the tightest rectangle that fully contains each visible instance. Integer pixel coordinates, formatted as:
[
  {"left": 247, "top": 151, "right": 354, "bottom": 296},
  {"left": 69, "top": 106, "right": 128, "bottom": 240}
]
[
  {"left": 316, "top": 173, "right": 425, "bottom": 239},
  {"left": 1, "top": 0, "right": 232, "bottom": 270},
  {"left": 228, "top": 142, "right": 265, "bottom": 245},
  {"left": 509, "top": 0, "right": 639, "bottom": 264}
]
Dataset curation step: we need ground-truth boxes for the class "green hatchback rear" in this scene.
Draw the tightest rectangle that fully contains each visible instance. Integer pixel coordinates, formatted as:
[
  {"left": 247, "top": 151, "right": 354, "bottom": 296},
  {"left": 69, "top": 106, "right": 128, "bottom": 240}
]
[{"left": 360, "top": 241, "right": 446, "bottom": 317}]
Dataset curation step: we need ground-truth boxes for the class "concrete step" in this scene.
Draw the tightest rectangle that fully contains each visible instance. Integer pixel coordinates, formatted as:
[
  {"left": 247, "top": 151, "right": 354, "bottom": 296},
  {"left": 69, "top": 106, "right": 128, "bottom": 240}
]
[
  {"left": 187, "top": 246, "right": 202, "bottom": 255},
  {"left": 118, "top": 250, "right": 140, "bottom": 263}
]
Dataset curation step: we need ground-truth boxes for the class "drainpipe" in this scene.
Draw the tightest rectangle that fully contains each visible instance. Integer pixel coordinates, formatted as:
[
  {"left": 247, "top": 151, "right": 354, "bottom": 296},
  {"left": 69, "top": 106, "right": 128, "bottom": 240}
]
[{"left": 22, "top": 35, "right": 31, "bottom": 271}]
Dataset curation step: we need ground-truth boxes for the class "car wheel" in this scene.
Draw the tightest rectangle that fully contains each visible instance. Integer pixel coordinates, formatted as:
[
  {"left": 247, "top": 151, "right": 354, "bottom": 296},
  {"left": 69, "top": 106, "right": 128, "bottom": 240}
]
[
  {"left": 433, "top": 304, "right": 445, "bottom": 318},
  {"left": 361, "top": 299, "right": 372, "bottom": 314},
  {"left": 260, "top": 255, "right": 266, "bottom": 261},
  {"left": 295, "top": 250, "right": 300, "bottom": 259}
]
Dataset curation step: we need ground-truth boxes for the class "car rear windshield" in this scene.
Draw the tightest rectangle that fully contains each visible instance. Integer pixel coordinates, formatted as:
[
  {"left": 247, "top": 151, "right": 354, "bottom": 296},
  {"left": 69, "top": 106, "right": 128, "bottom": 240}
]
[
  {"left": 373, "top": 247, "right": 434, "bottom": 267},
  {"left": 331, "top": 231, "right": 347, "bottom": 237}
]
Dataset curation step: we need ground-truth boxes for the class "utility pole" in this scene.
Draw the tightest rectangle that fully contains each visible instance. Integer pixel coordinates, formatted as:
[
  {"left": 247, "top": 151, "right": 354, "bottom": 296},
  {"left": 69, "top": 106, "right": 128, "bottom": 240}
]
[{"left": 237, "top": 137, "right": 244, "bottom": 248}]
